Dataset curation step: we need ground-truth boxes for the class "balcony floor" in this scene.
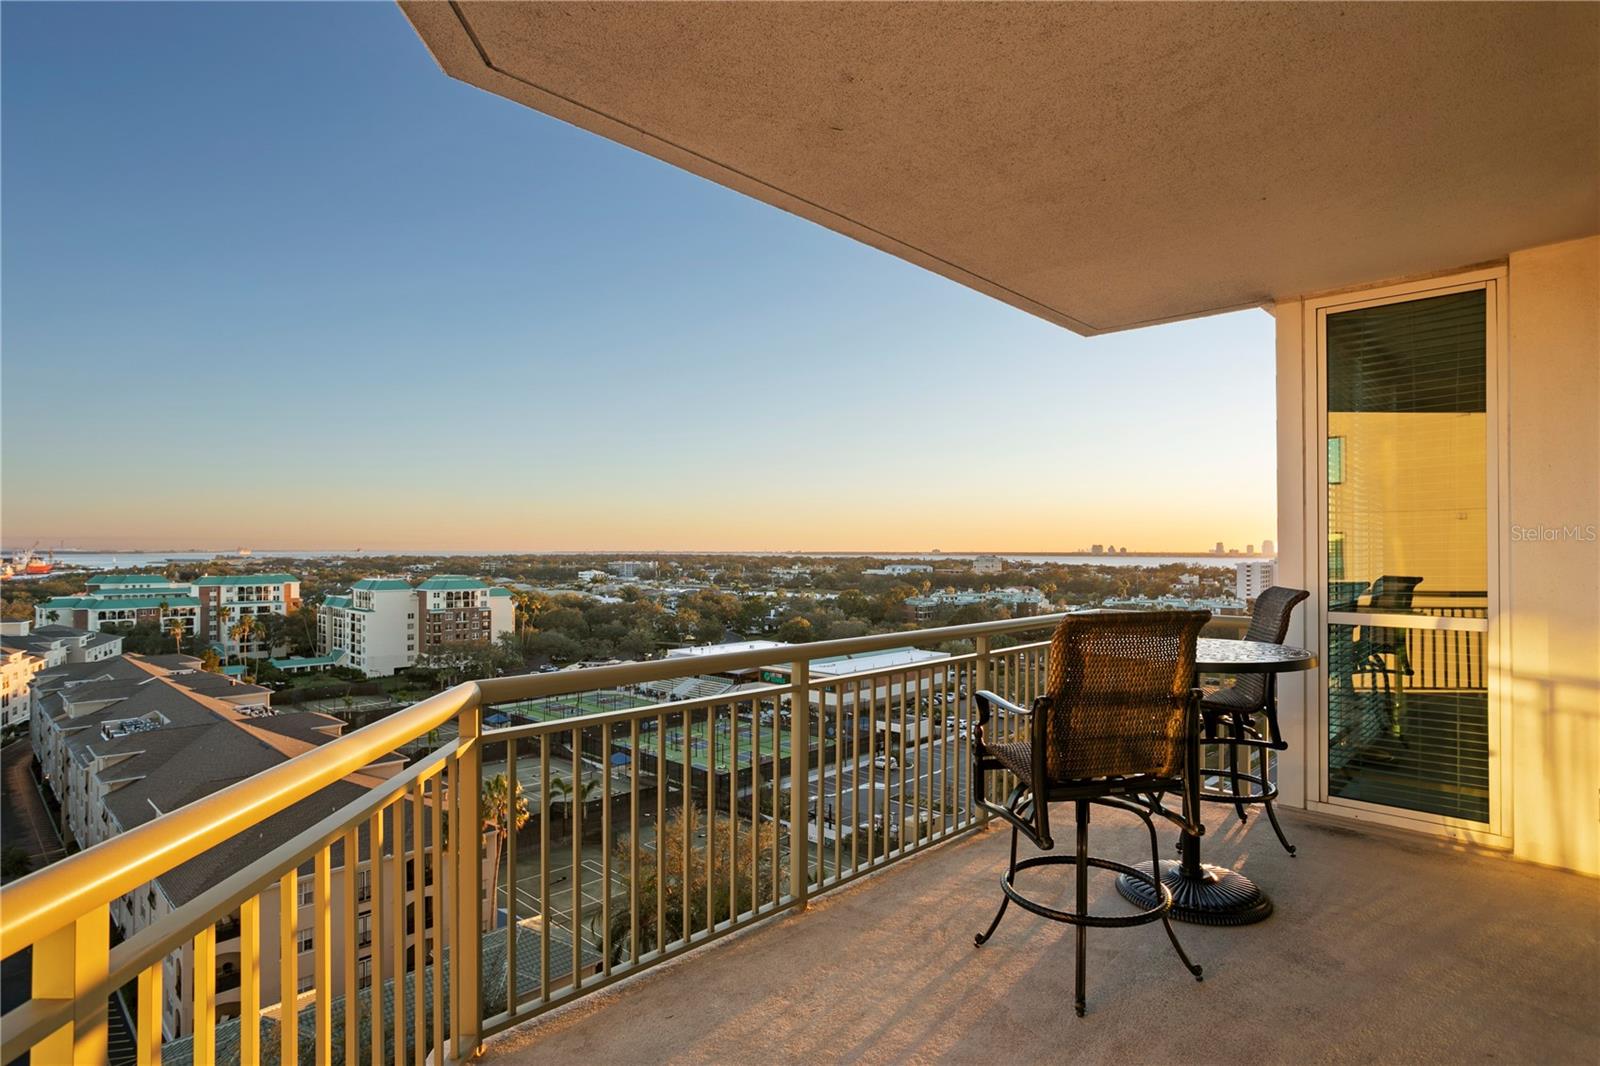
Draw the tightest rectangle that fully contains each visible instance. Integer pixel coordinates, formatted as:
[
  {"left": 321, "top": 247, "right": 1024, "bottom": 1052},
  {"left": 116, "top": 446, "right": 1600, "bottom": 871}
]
[{"left": 483, "top": 808, "right": 1599, "bottom": 1064}]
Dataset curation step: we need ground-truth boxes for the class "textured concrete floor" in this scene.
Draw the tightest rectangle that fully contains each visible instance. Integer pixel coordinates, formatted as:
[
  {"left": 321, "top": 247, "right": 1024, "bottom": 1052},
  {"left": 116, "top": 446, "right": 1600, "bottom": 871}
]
[{"left": 482, "top": 808, "right": 1599, "bottom": 1065}]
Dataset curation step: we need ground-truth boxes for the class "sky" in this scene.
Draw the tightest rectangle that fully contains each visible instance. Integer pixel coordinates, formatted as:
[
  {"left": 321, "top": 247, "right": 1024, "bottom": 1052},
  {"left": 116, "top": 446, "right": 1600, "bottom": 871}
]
[{"left": 1, "top": 2, "right": 1276, "bottom": 555}]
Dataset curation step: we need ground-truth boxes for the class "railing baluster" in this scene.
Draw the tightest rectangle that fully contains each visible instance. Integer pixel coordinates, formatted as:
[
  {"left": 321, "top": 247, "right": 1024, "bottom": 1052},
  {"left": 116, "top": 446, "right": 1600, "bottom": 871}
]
[
  {"left": 897, "top": 668, "right": 908, "bottom": 855},
  {"left": 681, "top": 710, "right": 691, "bottom": 946},
  {"left": 279, "top": 869, "right": 297, "bottom": 1066},
  {"left": 630, "top": 717, "right": 641, "bottom": 966},
  {"left": 832, "top": 681, "right": 844, "bottom": 877},
  {"left": 240, "top": 893, "right": 261, "bottom": 1065},
  {"left": 390, "top": 801, "right": 404, "bottom": 1062},
  {"left": 602, "top": 719, "right": 613, "bottom": 977},
  {"left": 367, "top": 810, "right": 384, "bottom": 1066},
  {"left": 770, "top": 694, "right": 781, "bottom": 908},
  {"left": 411, "top": 783, "right": 426, "bottom": 1066},
  {"left": 864, "top": 674, "right": 875, "bottom": 870},
  {"left": 884, "top": 675, "right": 895, "bottom": 858},
  {"left": 313, "top": 846, "right": 332, "bottom": 1066},
  {"left": 340, "top": 829, "right": 358, "bottom": 1066},
  {"left": 729, "top": 700, "right": 739, "bottom": 922},
  {"left": 136, "top": 960, "right": 162, "bottom": 1066},
  {"left": 539, "top": 732, "right": 550, "bottom": 1006},
  {"left": 655, "top": 713, "right": 665, "bottom": 955},
  {"left": 429, "top": 772, "right": 445, "bottom": 1066},
  {"left": 454, "top": 695, "right": 483, "bottom": 1061},
  {"left": 705, "top": 705, "right": 716, "bottom": 937},
  {"left": 571, "top": 725, "right": 582, "bottom": 990},
  {"left": 193, "top": 923, "right": 215, "bottom": 1066},
  {"left": 438, "top": 755, "right": 451, "bottom": 1062},
  {"left": 747, "top": 697, "right": 760, "bottom": 917},
  {"left": 32, "top": 906, "right": 110, "bottom": 1063},
  {"left": 505, "top": 736, "right": 519, "bottom": 1014}
]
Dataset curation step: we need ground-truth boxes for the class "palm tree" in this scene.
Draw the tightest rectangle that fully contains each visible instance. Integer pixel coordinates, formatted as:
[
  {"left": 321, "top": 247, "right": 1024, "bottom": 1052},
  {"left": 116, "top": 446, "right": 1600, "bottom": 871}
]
[
  {"left": 166, "top": 618, "right": 185, "bottom": 655},
  {"left": 227, "top": 621, "right": 248, "bottom": 668},
  {"left": 45, "top": 610, "right": 59, "bottom": 625},
  {"left": 217, "top": 606, "right": 235, "bottom": 664},
  {"left": 482, "top": 773, "right": 529, "bottom": 924},
  {"left": 238, "top": 614, "right": 258, "bottom": 661}
]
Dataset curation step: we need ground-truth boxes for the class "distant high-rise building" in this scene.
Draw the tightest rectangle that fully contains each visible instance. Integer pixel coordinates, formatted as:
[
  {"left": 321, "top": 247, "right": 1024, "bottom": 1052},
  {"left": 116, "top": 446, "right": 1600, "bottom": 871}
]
[
  {"left": 1262, "top": 539, "right": 1276, "bottom": 555},
  {"left": 1213, "top": 541, "right": 1226, "bottom": 554},
  {"left": 1236, "top": 560, "right": 1278, "bottom": 602},
  {"left": 972, "top": 554, "right": 1003, "bottom": 575},
  {"left": 1090, "top": 544, "right": 1104, "bottom": 556},
  {"left": 1246, "top": 544, "right": 1256, "bottom": 554}
]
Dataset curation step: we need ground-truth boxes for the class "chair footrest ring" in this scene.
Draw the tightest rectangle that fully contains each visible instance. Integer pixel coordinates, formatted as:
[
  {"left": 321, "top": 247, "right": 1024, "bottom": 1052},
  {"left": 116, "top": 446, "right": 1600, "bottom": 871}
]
[
  {"left": 1197, "top": 767, "right": 1279, "bottom": 804},
  {"left": 1001, "top": 855, "right": 1172, "bottom": 928}
]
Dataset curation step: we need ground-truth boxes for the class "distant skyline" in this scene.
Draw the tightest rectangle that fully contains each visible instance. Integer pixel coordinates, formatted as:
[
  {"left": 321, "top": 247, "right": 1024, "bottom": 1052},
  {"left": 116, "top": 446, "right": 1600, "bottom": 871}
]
[{"left": 1, "top": 3, "right": 1276, "bottom": 554}]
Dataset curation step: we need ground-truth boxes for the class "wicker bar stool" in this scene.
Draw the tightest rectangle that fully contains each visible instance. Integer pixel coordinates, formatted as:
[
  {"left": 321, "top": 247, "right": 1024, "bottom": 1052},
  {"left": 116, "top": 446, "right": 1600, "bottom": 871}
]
[
  {"left": 971, "top": 610, "right": 1209, "bottom": 1018},
  {"left": 1198, "top": 586, "right": 1309, "bottom": 855}
]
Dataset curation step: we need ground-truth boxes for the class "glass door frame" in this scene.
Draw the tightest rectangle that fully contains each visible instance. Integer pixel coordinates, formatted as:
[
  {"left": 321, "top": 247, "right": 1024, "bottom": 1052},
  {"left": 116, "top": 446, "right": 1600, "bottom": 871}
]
[{"left": 1303, "top": 266, "right": 1512, "bottom": 846}]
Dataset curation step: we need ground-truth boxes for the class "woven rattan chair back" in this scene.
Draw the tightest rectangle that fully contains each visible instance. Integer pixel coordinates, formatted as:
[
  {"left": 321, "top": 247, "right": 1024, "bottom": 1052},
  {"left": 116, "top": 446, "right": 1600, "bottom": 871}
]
[
  {"left": 1040, "top": 611, "right": 1208, "bottom": 782},
  {"left": 1225, "top": 586, "right": 1311, "bottom": 708}
]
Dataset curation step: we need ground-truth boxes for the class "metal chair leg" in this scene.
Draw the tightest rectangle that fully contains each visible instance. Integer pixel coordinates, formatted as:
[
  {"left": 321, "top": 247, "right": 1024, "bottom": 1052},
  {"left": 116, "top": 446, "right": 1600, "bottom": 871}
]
[
  {"left": 1227, "top": 716, "right": 1248, "bottom": 823},
  {"left": 1263, "top": 790, "right": 1297, "bottom": 857},
  {"left": 974, "top": 824, "right": 1019, "bottom": 946},
  {"left": 1141, "top": 801, "right": 1202, "bottom": 981},
  {"left": 1074, "top": 800, "right": 1088, "bottom": 1017}
]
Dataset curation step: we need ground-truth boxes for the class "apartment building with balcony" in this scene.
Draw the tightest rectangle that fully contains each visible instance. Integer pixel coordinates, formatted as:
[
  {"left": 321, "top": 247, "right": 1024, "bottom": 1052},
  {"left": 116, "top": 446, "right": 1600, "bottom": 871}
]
[
  {"left": 317, "top": 578, "right": 418, "bottom": 678},
  {"left": 0, "top": 622, "right": 125, "bottom": 730},
  {"left": 2, "top": 8, "right": 1595, "bottom": 1066},
  {"left": 193, "top": 573, "right": 303, "bottom": 660},
  {"left": 416, "top": 576, "right": 514, "bottom": 653},
  {"left": 36, "top": 576, "right": 201, "bottom": 636}
]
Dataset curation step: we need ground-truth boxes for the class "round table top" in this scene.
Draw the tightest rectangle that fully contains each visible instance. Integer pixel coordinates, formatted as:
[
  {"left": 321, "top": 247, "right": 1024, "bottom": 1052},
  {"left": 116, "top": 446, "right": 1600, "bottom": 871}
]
[{"left": 1196, "top": 638, "right": 1317, "bottom": 674}]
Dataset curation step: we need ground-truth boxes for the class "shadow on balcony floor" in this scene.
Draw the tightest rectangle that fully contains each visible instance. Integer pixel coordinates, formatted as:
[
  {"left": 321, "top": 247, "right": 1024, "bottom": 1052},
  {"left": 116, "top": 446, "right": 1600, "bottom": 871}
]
[{"left": 483, "top": 809, "right": 1599, "bottom": 1065}]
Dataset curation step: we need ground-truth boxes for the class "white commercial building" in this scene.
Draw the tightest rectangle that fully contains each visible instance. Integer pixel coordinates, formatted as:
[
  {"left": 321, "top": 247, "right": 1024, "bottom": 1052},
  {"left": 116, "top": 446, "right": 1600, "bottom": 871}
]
[{"left": 1236, "top": 559, "right": 1278, "bottom": 603}]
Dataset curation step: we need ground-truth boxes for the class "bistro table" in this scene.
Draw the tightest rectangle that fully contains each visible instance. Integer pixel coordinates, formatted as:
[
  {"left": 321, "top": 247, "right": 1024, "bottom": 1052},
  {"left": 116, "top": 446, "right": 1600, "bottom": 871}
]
[{"left": 1114, "top": 636, "right": 1317, "bottom": 926}]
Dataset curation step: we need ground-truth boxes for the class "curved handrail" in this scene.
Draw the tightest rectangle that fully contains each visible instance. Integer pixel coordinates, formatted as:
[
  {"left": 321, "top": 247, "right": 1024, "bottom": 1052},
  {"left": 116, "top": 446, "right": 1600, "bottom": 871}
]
[
  {"left": 0, "top": 683, "right": 476, "bottom": 954},
  {"left": 0, "top": 611, "right": 1068, "bottom": 956},
  {"left": 0, "top": 741, "right": 461, "bottom": 1060},
  {"left": 474, "top": 612, "right": 1070, "bottom": 704}
]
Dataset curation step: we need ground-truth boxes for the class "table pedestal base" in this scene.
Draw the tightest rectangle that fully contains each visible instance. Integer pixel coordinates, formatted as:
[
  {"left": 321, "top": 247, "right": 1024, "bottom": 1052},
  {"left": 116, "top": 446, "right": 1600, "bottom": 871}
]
[{"left": 1115, "top": 859, "right": 1273, "bottom": 926}]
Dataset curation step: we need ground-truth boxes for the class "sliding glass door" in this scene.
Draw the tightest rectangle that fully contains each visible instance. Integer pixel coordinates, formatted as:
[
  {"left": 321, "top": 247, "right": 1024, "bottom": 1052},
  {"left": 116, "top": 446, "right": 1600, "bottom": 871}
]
[{"left": 1318, "top": 283, "right": 1497, "bottom": 826}]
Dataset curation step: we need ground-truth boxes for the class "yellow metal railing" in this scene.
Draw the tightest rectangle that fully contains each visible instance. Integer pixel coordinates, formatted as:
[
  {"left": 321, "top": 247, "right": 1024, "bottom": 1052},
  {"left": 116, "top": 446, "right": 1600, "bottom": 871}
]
[{"left": 1, "top": 613, "right": 1099, "bottom": 1064}]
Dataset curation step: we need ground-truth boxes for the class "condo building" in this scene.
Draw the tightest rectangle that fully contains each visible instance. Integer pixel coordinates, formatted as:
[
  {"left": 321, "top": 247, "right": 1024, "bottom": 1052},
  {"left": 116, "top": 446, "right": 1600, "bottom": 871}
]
[
  {"left": 316, "top": 576, "right": 514, "bottom": 677},
  {"left": 32, "top": 572, "right": 302, "bottom": 659},
  {"left": 193, "top": 573, "right": 302, "bottom": 659}
]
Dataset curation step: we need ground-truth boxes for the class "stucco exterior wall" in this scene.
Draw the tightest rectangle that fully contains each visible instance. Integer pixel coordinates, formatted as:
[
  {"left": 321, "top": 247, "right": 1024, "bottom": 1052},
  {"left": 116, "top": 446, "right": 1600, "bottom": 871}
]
[
  {"left": 1504, "top": 235, "right": 1600, "bottom": 875},
  {"left": 1273, "top": 235, "right": 1599, "bottom": 876}
]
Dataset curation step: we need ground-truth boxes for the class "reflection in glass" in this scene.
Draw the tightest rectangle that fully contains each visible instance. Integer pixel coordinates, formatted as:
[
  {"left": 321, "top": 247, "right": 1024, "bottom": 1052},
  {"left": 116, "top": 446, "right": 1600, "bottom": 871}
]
[
  {"left": 1327, "top": 623, "right": 1489, "bottom": 821},
  {"left": 1325, "top": 289, "right": 1488, "bottom": 822}
]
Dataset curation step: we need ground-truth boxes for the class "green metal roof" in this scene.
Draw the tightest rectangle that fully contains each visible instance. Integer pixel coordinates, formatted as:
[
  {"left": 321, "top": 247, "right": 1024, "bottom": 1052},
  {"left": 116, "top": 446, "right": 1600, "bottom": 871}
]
[
  {"left": 323, "top": 595, "right": 352, "bottom": 609},
  {"left": 39, "top": 595, "right": 199, "bottom": 610},
  {"left": 192, "top": 573, "right": 299, "bottom": 586},
  {"left": 269, "top": 652, "right": 344, "bottom": 670},
  {"left": 415, "top": 575, "right": 489, "bottom": 591},
  {"left": 84, "top": 574, "right": 170, "bottom": 585},
  {"left": 489, "top": 587, "right": 511, "bottom": 597},
  {"left": 350, "top": 578, "right": 413, "bottom": 592}
]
